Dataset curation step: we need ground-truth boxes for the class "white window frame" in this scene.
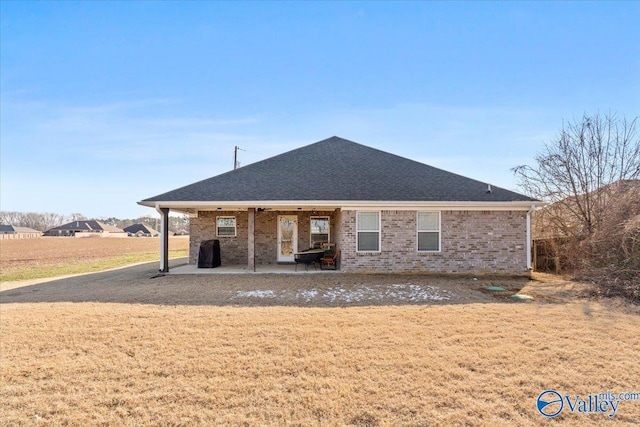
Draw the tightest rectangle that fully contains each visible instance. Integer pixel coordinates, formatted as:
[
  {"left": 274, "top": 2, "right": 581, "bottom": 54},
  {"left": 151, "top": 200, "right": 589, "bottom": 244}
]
[
  {"left": 417, "top": 211, "right": 441, "bottom": 252},
  {"left": 356, "top": 211, "right": 381, "bottom": 253},
  {"left": 216, "top": 216, "right": 237, "bottom": 237},
  {"left": 310, "top": 216, "right": 330, "bottom": 247}
]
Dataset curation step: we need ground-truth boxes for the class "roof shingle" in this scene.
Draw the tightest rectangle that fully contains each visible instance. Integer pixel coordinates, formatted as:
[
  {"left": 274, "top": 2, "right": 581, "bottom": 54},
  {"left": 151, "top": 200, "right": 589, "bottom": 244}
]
[{"left": 142, "top": 136, "right": 536, "bottom": 203}]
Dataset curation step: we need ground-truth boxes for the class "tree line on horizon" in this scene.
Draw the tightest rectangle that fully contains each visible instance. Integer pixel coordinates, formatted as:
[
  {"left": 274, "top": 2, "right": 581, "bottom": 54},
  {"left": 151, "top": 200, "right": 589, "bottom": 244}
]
[{"left": 0, "top": 211, "right": 189, "bottom": 234}]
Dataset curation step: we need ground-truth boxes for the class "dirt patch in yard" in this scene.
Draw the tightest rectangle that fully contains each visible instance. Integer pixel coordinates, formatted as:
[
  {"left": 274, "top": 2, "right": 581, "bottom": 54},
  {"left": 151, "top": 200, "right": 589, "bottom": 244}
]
[{"left": 1, "top": 261, "right": 589, "bottom": 307}]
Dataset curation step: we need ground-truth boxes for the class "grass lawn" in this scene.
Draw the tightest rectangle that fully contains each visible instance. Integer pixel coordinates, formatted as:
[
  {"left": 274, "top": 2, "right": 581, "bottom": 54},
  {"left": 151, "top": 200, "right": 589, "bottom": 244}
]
[
  {"left": 1, "top": 275, "right": 639, "bottom": 426},
  {"left": 1, "top": 241, "right": 638, "bottom": 425}
]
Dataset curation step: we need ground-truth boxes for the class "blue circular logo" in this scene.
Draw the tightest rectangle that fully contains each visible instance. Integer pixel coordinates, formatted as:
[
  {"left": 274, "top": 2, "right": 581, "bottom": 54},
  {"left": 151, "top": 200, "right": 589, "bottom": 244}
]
[{"left": 537, "top": 390, "right": 564, "bottom": 417}]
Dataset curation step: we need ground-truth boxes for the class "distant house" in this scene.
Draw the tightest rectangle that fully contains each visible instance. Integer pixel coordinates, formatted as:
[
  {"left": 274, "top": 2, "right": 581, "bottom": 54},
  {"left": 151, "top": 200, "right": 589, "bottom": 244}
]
[
  {"left": 140, "top": 136, "right": 542, "bottom": 274},
  {"left": 0, "top": 225, "right": 41, "bottom": 240},
  {"left": 124, "top": 223, "right": 160, "bottom": 237},
  {"left": 43, "top": 220, "right": 126, "bottom": 237},
  {"left": 533, "top": 180, "right": 640, "bottom": 239}
]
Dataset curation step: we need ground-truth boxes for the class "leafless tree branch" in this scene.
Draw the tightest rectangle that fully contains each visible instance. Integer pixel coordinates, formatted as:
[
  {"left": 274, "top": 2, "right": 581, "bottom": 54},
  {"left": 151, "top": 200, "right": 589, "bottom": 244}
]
[{"left": 513, "top": 112, "right": 640, "bottom": 303}]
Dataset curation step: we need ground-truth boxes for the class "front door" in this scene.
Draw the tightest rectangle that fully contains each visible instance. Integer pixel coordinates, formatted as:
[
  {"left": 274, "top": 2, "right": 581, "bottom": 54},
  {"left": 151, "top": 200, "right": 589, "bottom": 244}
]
[{"left": 277, "top": 215, "right": 298, "bottom": 262}]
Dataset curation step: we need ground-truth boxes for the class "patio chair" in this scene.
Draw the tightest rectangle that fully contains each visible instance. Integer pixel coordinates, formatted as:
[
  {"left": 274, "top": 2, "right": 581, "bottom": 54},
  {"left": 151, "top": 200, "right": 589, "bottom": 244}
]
[
  {"left": 321, "top": 242, "right": 336, "bottom": 252},
  {"left": 320, "top": 249, "right": 340, "bottom": 270}
]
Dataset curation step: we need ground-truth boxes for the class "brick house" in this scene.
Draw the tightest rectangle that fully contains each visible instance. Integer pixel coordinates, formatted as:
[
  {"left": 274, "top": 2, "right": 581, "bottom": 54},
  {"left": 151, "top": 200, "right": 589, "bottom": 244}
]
[
  {"left": 123, "top": 223, "right": 160, "bottom": 237},
  {"left": 0, "top": 225, "right": 41, "bottom": 239},
  {"left": 139, "top": 137, "right": 541, "bottom": 274},
  {"left": 43, "top": 220, "right": 126, "bottom": 237}
]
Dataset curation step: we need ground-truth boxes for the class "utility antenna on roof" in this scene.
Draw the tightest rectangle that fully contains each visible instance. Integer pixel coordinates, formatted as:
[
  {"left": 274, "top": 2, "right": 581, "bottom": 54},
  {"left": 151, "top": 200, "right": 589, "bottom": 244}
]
[{"left": 233, "top": 146, "right": 245, "bottom": 170}]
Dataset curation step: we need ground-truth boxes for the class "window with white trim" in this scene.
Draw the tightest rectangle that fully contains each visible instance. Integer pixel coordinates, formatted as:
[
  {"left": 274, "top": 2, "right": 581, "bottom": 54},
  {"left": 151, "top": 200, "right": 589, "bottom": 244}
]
[
  {"left": 310, "top": 217, "right": 330, "bottom": 248},
  {"left": 417, "top": 211, "right": 440, "bottom": 252},
  {"left": 357, "top": 211, "right": 380, "bottom": 252},
  {"left": 216, "top": 216, "right": 236, "bottom": 237}
]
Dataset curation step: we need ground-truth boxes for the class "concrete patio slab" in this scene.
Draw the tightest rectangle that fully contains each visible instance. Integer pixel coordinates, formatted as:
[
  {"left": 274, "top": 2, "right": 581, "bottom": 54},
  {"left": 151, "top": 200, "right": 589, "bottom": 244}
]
[{"left": 168, "top": 263, "right": 340, "bottom": 275}]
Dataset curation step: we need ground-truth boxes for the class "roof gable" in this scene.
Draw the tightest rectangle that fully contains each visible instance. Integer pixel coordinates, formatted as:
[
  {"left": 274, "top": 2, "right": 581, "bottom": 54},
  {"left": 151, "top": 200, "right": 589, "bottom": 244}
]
[
  {"left": 142, "top": 136, "right": 536, "bottom": 204},
  {"left": 0, "top": 225, "right": 14, "bottom": 233},
  {"left": 47, "top": 220, "right": 124, "bottom": 233},
  {"left": 124, "top": 223, "right": 159, "bottom": 234}
]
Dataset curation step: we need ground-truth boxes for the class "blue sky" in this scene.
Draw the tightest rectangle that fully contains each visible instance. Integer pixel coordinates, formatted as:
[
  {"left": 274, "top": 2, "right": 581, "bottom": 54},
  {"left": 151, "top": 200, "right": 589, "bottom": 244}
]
[{"left": 1, "top": 1, "right": 639, "bottom": 219}]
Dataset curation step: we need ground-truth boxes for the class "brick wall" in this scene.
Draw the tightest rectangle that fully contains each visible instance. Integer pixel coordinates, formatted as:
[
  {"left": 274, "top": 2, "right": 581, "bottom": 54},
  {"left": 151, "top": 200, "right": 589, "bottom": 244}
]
[
  {"left": 338, "top": 210, "right": 528, "bottom": 274},
  {"left": 0, "top": 233, "right": 41, "bottom": 240},
  {"left": 190, "top": 208, "right": 527, "bottom": 273},
  {"left": 189, "top": 210, "right": 339, "bottom": 265},
  {"left": 189, "top": 211, "right": 249, "bottom": 265}
]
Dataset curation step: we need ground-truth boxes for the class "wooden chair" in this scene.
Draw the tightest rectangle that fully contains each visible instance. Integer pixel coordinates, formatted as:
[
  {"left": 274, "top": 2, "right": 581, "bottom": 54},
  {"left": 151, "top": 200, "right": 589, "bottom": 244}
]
[
  {"left": 320, "top": 249, "right": 340, "bottom": 270},
  {"left": 321, "top": 242, "right": 336, "bottom": 252}
]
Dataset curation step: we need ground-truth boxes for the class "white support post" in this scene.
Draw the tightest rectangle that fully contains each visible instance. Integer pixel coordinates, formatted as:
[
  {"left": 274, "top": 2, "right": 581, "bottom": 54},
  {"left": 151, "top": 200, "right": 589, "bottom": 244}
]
[
  {"left": 156, "top": 206, "right": 170, "bottom": 273},
  {"left": 248, "top": 208, "right": 255, "bottom": 272},
  {"left": 526, "top": 204, "right": 535, "bottom": 271}
]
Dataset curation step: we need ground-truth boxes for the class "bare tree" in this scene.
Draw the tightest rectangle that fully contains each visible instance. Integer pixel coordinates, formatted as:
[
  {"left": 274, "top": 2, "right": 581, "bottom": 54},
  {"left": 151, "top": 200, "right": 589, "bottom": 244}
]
[
  {"left": 514, "top": 112, "right": 639, "bottom": 238},
  {"left": 70, "top": 213, "right": 87, "bottom": 222},
  {"left": 0, "top": 211, "right": 21, "bottom": 226},
  {"left": 0, "top": 211, "right": 69, "bottom": 231},
  {"left": 514, "top": 112, "right": 640, "bottom": 302}
]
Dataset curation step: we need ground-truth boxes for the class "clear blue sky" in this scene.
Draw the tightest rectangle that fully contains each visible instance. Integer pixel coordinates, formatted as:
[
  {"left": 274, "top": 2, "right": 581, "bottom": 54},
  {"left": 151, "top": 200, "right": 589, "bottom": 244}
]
[{"left": 1, "top": 1, "right": 638, "bottom": 219}]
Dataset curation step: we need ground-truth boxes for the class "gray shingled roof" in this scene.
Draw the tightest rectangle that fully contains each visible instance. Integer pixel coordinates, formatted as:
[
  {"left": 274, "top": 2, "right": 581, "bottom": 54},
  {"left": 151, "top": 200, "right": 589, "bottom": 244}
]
[
  {"left": 0, "top": 225, "right": 41, "bottom": 233},
  {"left": 0, "top": 225, "right": 14, "bottom": 233},
  {"left": 142, "top": 136, "right": 536, "bottom": 203},
  {"left": 124, "top": 223, "right": 160, "bottom": 235},
  {"left": 47, "top": 220, "right": 124, "bottom": 233}
]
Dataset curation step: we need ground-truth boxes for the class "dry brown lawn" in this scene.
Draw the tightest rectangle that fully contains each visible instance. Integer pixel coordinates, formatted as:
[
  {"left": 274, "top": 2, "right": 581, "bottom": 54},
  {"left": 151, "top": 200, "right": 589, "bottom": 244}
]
[
  {"left": 1, "top": 267, "right": 639, "bottom": 426},
  {"left": 0, "top": 236, "right": 188, "bottom": 281}
]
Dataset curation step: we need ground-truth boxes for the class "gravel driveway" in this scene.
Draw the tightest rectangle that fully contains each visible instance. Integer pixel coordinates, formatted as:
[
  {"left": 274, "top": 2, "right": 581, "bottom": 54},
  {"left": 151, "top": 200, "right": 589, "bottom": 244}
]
[{"left": 0, "top": 259, "right": 542, "bottom": 307}]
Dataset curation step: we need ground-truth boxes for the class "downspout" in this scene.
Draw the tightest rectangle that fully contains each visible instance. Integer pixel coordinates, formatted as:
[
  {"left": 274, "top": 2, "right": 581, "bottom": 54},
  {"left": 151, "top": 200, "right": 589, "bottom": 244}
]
[
  {"left": 526, "top": 204, "right": 535, "bottom": 271},
  {"left": 155, "top": 205, "right": 170, "bottom": 273}
]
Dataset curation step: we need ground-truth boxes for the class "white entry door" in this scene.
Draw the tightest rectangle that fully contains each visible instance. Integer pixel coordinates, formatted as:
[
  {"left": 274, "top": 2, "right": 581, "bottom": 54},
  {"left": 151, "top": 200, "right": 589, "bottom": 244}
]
[{"left": 277, "top": 215, "right": 298, "bottom": 262}]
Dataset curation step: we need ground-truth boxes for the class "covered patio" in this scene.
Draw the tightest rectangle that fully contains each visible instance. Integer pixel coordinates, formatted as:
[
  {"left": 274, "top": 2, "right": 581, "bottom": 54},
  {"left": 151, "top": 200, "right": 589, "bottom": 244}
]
[{"left": 150, "top": 205, "right": 341, "bottom": 274}]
